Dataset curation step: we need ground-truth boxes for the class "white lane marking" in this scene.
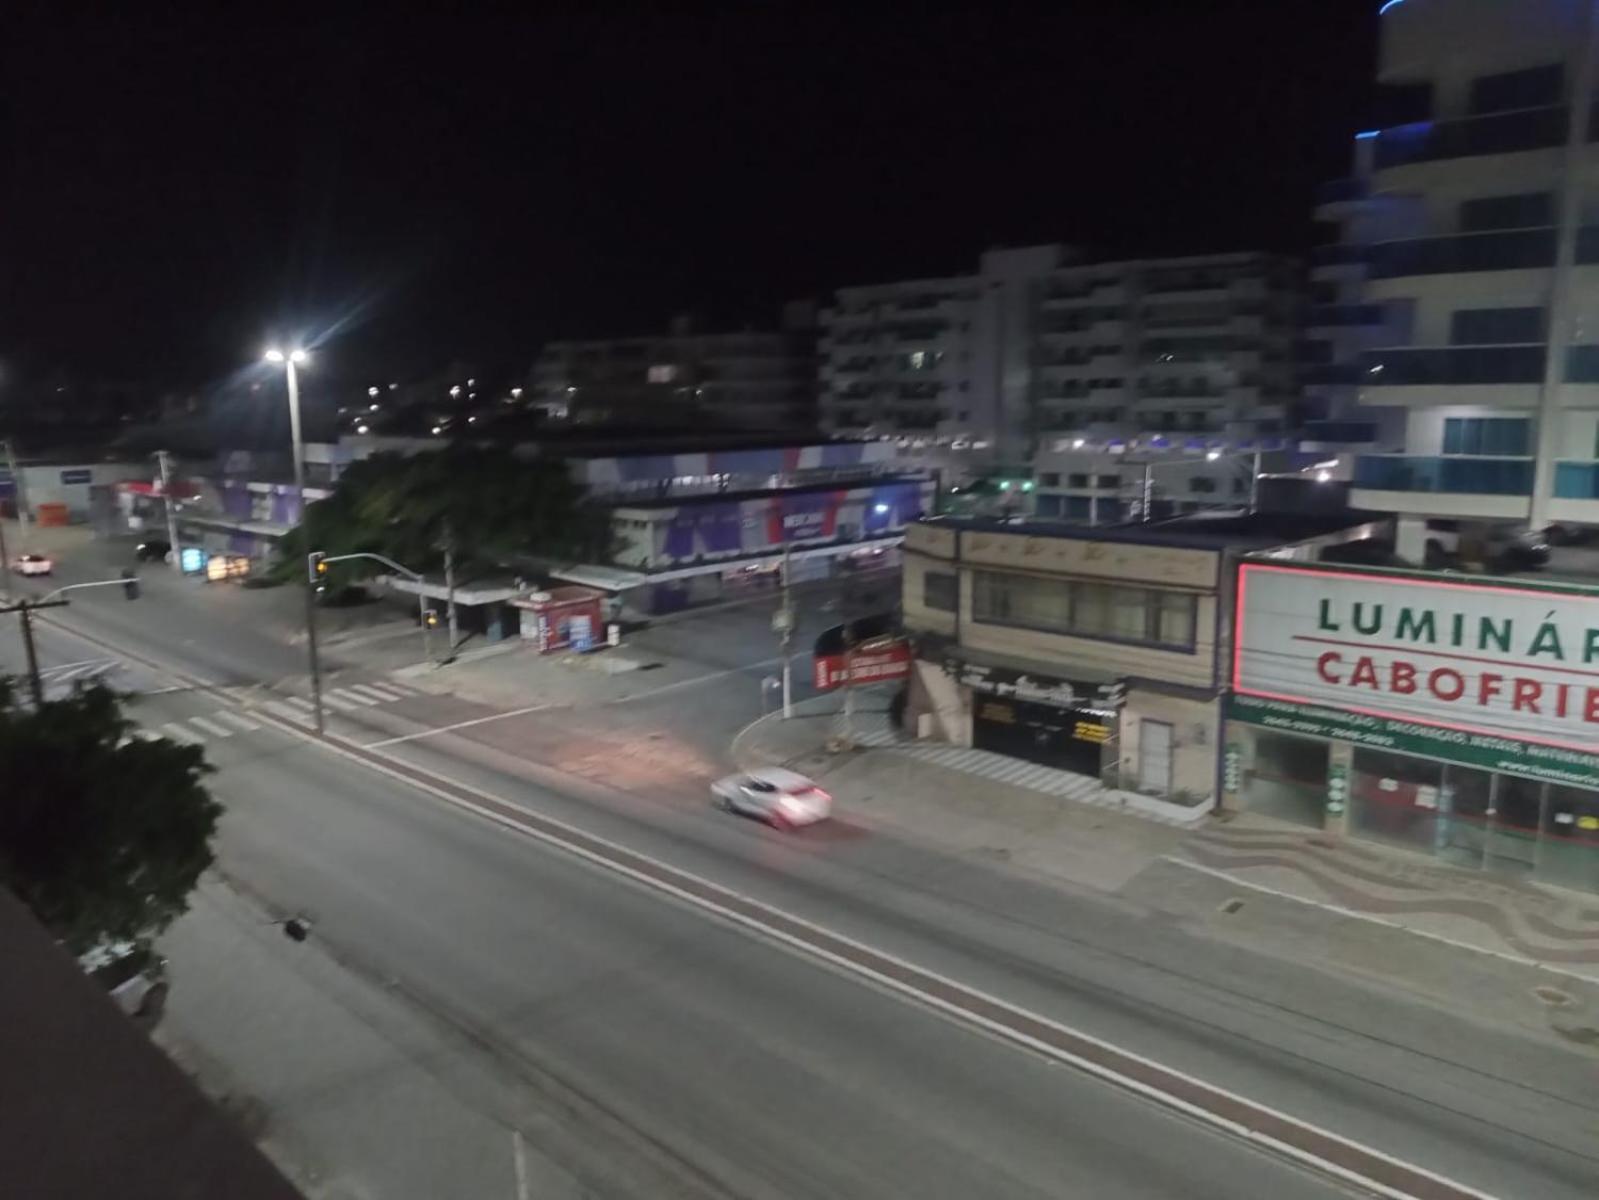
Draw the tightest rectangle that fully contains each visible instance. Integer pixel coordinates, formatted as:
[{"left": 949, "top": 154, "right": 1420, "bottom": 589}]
[
  {"left": 346, "top": 684, "right": 400, "bottom": 703},
  {"left": 320, "top": 692, "right": 361, "bottom": 712},
  {"left": 187, "top": 715, "right": 234, "bottom": 738},
  {"left": 605, "top": 657, "right": 783, "bottom": 705},
  {"left": 160, "top": 722, "right": 203, "bottom": 744},
  {"left": 381, "top": 680, "right": 419, "bottom": 695},
  {"left": 361, "top": 702, "right": 561, "bottom": 748},
  {"left": 263, "top": 700, "right": 314, "bottom": 726},
  {"left": 131, "top": 728, "right": 162, "bottom": 741},
  {"left": 217, "top": 710, "right": 262, "bottom": 732},
  {"left": 512, "top": 1130, "right": 530, "bottom": 1200},
  {"left": 39, "top": 658, "right": 108, "bottom": 678},
  {"left": 1167, "top": 857, "right": 1599, "bottom": 987},
  {"left": 278, "top": 720, "right": 1499, "bottom": 1200},
  {"left": 284, "top": 696, "right": 316, "bottom": 712}
]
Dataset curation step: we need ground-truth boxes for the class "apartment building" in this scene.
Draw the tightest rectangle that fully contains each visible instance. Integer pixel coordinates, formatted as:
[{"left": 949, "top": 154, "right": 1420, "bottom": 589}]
[
  {"left": 531, "top": 304, "right": 818, "bottom": 432},
  {"left": 818, "top": 245, "right": 1303, "bottom": 498},
  {"left": 1327, "top": 0, "right": 1599, "bottom": 557}
]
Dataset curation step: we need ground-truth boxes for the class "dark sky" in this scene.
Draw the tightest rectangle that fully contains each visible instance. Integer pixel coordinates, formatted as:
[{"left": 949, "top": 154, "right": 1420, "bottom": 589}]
[{"left": 4, "top": 2, "right": 1379, "bottom": 390}]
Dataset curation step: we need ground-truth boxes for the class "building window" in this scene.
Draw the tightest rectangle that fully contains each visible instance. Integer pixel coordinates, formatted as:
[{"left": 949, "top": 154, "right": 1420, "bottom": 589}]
[
  {"left": 1190, "top": 476, "right": 1217, "bottom": 493},
  {"left": 1038, "top": 472, "right": 1061, "bottom": 487},
  {"left": 1449, "top": 307, "right": 1544, "bottom": 345},
  {"left": 923, "top": 570, "right": 957, "bottom": 613},
  {"left": 1095, "top": 474, "right": 1120, "bottom": 488},
  {"left": 1442, "top": 417, "right": 1530, "bottom": 456},
  {"left": 1468, "top": 63, "right": 1563, "bottom": 116},
  {"left": 970, "top": 570, "right": 1197, "bottom": 651},
  {"left": 1460, "top": 192, "right": 1553, "bottom": 233},
  {"left": 1067, "top": 473, "right": 1090, "bottom": 488}
]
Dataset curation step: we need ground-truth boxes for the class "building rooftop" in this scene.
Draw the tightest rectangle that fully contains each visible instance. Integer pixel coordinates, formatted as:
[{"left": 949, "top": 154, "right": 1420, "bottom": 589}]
[
  {"left": 0, "top": 888, "right": 302, "bottom": 1200},
  {"left": 921, "top": 509, "right": 1385, "bottom": 553}
]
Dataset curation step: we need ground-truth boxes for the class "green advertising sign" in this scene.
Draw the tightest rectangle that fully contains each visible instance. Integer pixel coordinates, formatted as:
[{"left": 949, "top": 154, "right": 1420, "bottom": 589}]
[{"left": 1226, "top": 693, "right": 1599, "bottom": 790}]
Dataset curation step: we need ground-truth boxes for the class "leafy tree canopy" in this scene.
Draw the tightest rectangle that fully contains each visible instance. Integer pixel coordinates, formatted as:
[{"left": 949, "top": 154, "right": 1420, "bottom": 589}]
[
  {"left": 0, "top": 679, "right": 220, "bottom": 955},
  {"left": 276, "top": 447, "right": 613, "bottom": 581}
]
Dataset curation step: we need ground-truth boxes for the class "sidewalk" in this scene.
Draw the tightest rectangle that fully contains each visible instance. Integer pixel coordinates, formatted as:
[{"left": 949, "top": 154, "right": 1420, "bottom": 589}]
[{"left": 734, "top": 691, "right": 1599, "bottom": 1015}]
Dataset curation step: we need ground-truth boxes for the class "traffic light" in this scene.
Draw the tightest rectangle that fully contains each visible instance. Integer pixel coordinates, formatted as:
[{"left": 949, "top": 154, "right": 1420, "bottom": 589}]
[
  {"left": 308, "top": 551, "right": 327, "bottom": 587},
  {"left": 423, "top": 608, "right": 440, "bottom": 629},
  {"left": 120, "top": 568, "right": 140, "bottom": 601}
]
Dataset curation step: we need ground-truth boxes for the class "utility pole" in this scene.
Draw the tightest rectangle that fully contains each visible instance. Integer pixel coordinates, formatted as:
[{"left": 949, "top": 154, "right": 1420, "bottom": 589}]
[
  {"left": 1249, "top": 448, "right": 1262, "bottom": 514},
  {"left": 284, "top": 357, "right": 324, "bottom": 735},
  {"left": 442, "top": 521, "right": 459, "bottom": 660},
  {"left": 3, "top": 439, "right": 27, "bottom": 553},
  {"left": 155, "top": 450, "right": 184, "bottom": 574},
  {"left": 1530, "top": 1, "right": 1599, "bottom": 531},
  {"left": 3, "top": 576, "right": 136, "bottom": 705},
  {"left": 14, "top": 604, "right": 49, "bottom": 706},
  {"left": 776, "top": 541, "right": 794, "bottom": 719}
]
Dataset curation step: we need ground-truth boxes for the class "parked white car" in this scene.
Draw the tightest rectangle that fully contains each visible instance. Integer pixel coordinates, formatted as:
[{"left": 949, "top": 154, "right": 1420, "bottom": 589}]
[
  {"left": 711, "top": 767, "right": 833, "bottom": 829},
  {"left": 79, "top": 940, "right": 169, "bottom": 1029},
  {"left": 13, "top": 553, "right": 53, "bottom": 576}
]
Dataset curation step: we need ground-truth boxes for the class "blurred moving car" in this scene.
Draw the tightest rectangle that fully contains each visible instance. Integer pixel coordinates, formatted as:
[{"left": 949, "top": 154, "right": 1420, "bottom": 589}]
[
  {"left": 711, "top": 767, "right": 833, "bottom": 829},
  {"left": 13, "top": 553, "right": 53, "bottom": 576},
  {"left": 79, "top": 940, "right": 169, "bottom": 1030},
  {"left": 135, "top": 538, "right": 172, "bottom": 563}
]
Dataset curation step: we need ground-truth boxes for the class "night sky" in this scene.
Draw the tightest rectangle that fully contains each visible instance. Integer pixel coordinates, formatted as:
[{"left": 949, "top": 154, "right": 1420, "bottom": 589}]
[{"left": 5, "top": 2, "right": 1379, "bottom": 390}]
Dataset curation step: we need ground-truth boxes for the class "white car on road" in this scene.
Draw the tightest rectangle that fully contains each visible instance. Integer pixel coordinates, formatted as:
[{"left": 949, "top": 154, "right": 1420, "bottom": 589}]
[
  {"left": 13, "top": 553, "right": 53, "bottom": 576},
  {"left": 712, "top": 767, "right": 833, "bottom": 829}
]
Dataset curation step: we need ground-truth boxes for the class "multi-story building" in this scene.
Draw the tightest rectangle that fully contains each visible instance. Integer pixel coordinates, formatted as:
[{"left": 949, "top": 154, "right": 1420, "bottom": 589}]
[
  {"left": 1333, "top": 0, "right": 1599, "bottom": 558},
  {"left": 818, "top": 245, "right": 1303, "bottom": 496},
  {"left": 530, "top": 304, "right": 818, "bottom": 432}
]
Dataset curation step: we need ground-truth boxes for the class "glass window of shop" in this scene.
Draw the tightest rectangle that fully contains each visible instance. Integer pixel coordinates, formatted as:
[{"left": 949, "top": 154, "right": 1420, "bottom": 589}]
[
  {"left": 1248, "top": 732, "right": 1327, "bottom": 828},
  {"left": 1350, "top": 748, "right": 1443, "bottom": 854},
  {"left": 1342, "top": 747, "right": 1599, "bottom": 894}
]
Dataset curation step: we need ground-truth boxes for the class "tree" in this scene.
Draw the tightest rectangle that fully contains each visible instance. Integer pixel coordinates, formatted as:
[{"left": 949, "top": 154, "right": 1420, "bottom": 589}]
[
  {"left": 0, "top": 678, "right": 220, "bottom": 955},
  {"left": 276, "top": 446, "right": 615, "bottom": 581}
]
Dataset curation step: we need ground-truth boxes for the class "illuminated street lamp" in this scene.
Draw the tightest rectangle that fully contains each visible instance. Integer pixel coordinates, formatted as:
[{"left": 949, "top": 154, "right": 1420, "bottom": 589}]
[{"left": 264, "top": 346, "right": 325, "bottom": 734}]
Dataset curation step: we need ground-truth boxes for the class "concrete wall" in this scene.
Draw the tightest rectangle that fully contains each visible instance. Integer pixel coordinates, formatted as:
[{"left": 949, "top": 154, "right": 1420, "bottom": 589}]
[
  {"left": 1119, "top": 689, "right": 1218, "bottom": 804},
  {"left": 17, "top": 462, "right": 147, "bottom": 521}
]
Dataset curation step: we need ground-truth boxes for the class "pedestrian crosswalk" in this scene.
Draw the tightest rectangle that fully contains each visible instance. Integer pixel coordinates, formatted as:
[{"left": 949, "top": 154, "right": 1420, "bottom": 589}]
[
  {"left": 854, "top": 718, "right": 1106, "bottom": 802},
  {"left": 131, "top": 678, "right": 425, "bottom": 744}
]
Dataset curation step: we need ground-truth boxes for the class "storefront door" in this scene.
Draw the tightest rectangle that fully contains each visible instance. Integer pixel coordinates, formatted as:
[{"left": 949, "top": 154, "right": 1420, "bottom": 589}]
[
  {"left": 1437, "top": 765, "right": 1492, "bottom": 869},
  {"left": 1138, "top": 720, "right": 1173, "bottom": 798},
  {"left": 1248, "top": 731, "right": 1328, "bottom": 828},
  {"left": 972, "top": 697, "right": 1107, "bottom": 778},
  {"left": 1486, "top": 774, "right": 1542, "bottom": 876}
]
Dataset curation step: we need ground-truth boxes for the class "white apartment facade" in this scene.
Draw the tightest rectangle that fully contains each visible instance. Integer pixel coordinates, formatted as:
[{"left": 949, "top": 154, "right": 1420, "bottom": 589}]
[
  {"left": 818, "top": 244, "right": 1303, "bottom": 512},
  {"left": 1337, "top": 0, "right": 1599, "bottom": 556}
]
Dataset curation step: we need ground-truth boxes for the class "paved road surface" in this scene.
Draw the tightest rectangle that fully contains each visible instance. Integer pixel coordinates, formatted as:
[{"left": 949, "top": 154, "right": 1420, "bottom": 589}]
[{"left": 8, "top": 527, "right": 1599, "bottom": 1197}]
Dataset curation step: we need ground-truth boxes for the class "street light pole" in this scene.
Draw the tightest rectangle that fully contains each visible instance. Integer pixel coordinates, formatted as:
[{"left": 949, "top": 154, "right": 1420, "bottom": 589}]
[
  {"left": 267, "top": 348, "right": 325, "bottom": 735},
  {"left": 155, "top": 450, "right": 184, "bottom": 574}
]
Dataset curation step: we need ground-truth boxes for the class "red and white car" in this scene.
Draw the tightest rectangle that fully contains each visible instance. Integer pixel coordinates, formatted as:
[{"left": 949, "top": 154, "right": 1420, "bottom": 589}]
[
  {"left": 711, "top": 767, "right": 833, "bottom": 829},
  {"left": 12, "top": 553, "right": 53, "bottom": 577}
]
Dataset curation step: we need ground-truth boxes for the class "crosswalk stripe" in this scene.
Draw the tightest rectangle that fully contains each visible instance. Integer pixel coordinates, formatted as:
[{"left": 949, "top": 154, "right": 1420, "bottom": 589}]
[
  {"left": 217, "top": 710, "right": 262, "bottom": 732},
  {"left": 381, "top": 680, "right": 418, "bottom": 695},
  {"left": 263, "top": 700, "right": 314, "bottom": 726},
  {"left": 285, "top": 696, "right": 316, "bottom": 712},
  {"left": 131, "top": 728, "right": 162, "bottom": 742},
  {"left": 160, "top": 722, "right": 203, "bottom": 744},
  {"left": 347, "top": 684, "right": 400, "bottom": 703},
  {"left": 329, "top": 687, "right": 379, "bottom": 706},
  {"left": 188, "top": 716, "right": 234, "bottom": 738},
  {"left": 321, "top": 692, "right": 361, "bottom": 712}
]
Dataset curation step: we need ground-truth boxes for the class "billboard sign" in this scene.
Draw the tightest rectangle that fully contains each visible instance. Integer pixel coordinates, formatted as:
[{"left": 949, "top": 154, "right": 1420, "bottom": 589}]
[
  {"left": 813, "top": 638, "right": 912, "bottom": 690},
  {"left": 1233, "top": 562, "right": 1599, "bottom": 757}
]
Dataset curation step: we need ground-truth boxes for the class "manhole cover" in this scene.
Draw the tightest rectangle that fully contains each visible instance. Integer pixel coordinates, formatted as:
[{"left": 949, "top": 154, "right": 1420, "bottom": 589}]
[
  {"left": 1219, "top": 898, "right": 1245, "bottom": 915},
  {"left": 1534, "top": 986, "right": 1576, "bottom": 1008}
]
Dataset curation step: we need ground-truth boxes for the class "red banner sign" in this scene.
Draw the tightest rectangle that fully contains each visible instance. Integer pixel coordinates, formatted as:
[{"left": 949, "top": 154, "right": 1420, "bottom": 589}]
[{"left": 813, "top": 639, "right": 912, "bottom": 690}]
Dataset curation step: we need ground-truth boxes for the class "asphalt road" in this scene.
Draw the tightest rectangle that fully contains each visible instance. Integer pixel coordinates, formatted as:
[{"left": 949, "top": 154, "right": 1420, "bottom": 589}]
[
  {"left": 137, "top": 685, "right": 1360, "bottom": 1200},
  {"left": 8, "top": 524, "right": 1599, "bottom": 1198}
]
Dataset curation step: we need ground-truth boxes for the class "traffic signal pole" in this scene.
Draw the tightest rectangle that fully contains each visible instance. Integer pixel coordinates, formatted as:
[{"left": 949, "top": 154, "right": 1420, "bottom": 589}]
[{"left": 2, "top": 574, "right": 139, "bottom": 705}]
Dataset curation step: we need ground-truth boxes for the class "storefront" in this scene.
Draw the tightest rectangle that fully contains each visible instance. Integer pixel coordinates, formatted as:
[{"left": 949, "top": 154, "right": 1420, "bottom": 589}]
[
  {"left": 1225, "top": 560, "right": 1599, "bottom": 896},
  {"left": 952, "top": 659, "right": 1117, "bottom": 780}
]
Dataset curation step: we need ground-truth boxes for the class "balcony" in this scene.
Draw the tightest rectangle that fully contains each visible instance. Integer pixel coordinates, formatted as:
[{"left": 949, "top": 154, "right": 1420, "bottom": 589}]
[
  {"left": 1314, "top": 177, "right": 1368, "bottom": 205},
  {"left": 1307, "top": 303, "right": 1385, "bottom": 327},
  {"left": 1367, "top": 228, "right": 1556, "bottom": 279},
  {"left": 1299, "top": 362, "right": 1366, "bottom": 386},
  {"left": 1556, "top": 462, "right": 1599, "bottom": 498},
  {"left": 1302, "top": 420, "right": 1378, "bottom": 444},
  {"left": 1310, "top": 243, "right": 1368, "bottom": 268},
  {"left": 1372, "top": 106, "right": 1569, "bottom": 170},
  {"left": 1352, "top": 455, "right": 1532, "bottom": 496},
  {"left": 1361, "top": 345, "right": 1545, "bottom": 386}
]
